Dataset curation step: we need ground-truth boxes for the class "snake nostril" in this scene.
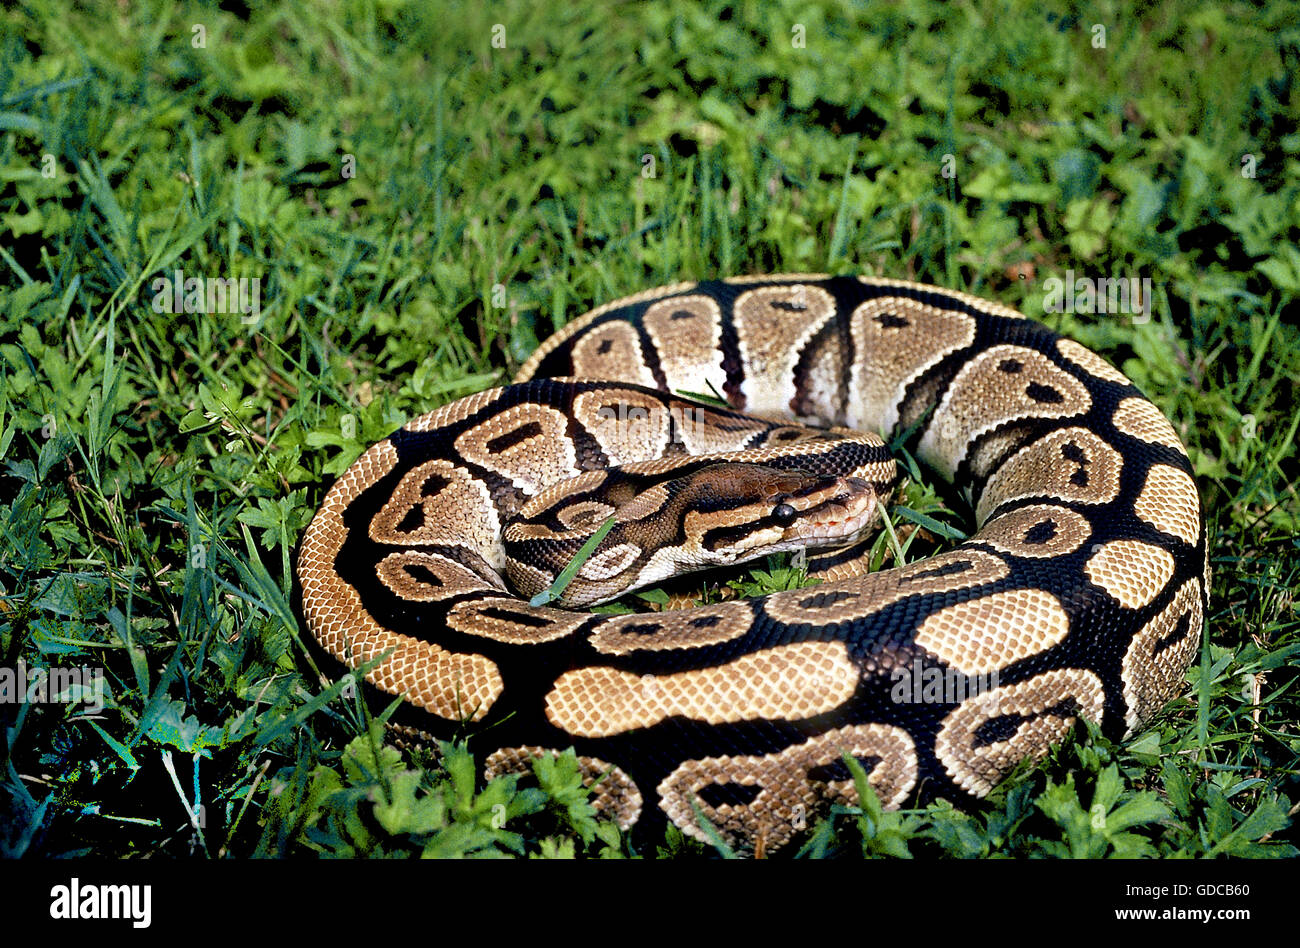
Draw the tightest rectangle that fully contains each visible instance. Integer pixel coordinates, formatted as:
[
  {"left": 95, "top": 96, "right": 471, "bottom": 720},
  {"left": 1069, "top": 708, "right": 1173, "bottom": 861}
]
[{"left": 772, "top": 503, "right": 798, "bottom": 526}]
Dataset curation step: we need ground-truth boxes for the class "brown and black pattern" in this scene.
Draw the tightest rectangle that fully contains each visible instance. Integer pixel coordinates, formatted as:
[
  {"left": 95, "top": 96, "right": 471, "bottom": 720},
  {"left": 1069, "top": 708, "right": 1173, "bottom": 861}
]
[{"left": 298, "top": 275, "right": 1207, "bottom": 855}]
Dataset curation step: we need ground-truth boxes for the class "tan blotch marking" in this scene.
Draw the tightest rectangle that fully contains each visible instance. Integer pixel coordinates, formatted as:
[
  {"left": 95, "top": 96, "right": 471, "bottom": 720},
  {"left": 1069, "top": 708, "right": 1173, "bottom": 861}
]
[
  {"left": 915, "top": 588, "right": 1071, "bottom": 677},
  {"left": 935, "top": 668, "right": 1105, "bottom": 795},
  {"left": 1056, "top": 338, "right": 1132, "bottom": 385},
  {"left": 485, "top": 746, "right": 643, "bottom": 830},
  {"left": 1085, "top": 540, "right": 1176, "bottom": 609},
  {"left": 919, "top": 345, "right": 1093, "bottom": 476},
  {"left": 977, "top": 427, "right": 1123, "bottom": 524},
  {"left": 446, "top": 597, "right": 589, "bottom": 645},
  {"left": 641, "top": 294, "right": 727, "bottom": 399},
  {"left": 454, "top": 402, "right": 577, "bottom": 495},
  {"left": 369, "top": 458, "right": 503, "bottom": 568},
  {"left": 975, "top": 504, "right": 1092, "bottom": 558},
  {"left": 375, "top": 551, "right": 501, "bottom": 602},
  {"left": 578, "top": 543, "right": 643, "bottom": 581},
  {"left": 298, "top": 441, "right": 503, "bottom": 721},
  {"left": 1134, "top": 464, "right": 1201, "bottom": 545},
  {"left": 733, "top": 284, "right": 836, "bottom": 415},
  {"left": 514, "top": 282, "right": 697, "bottom": 382},
  {"left": 569, "top": 320, "right": 657, "bottom": 388},
  {"left": 846, "top": 297, "right": 977, "bottom": 434},
  {"left": 545, "top": 642, "right": 859, "bottom": 738},
  {"left": 514, "top": 280, "right": 699, "bottom": 383},
  {"left": 762, "top": 549, "right": 1009, "bottom": 628},
  {"left": 1112, "top": 397, "right": 1186, "bottom": 452},
  {"left": 658, "top": 724, "right": 917, "bottom": 852},
  {"left": 1122, "top": 579, "right": 1203, "bottom": 731},
  {"left": 573, "top": 389, "right": 672, "bottom": 464},
  {"left": 590, "top": 604, "right": 753, "bottom": 656}
]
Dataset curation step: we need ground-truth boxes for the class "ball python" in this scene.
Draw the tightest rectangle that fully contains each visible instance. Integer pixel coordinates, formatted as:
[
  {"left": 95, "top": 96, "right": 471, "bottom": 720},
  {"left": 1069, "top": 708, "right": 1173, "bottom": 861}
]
[{"left": 298, "top": 274, "right": 1207, "bottom": 854}]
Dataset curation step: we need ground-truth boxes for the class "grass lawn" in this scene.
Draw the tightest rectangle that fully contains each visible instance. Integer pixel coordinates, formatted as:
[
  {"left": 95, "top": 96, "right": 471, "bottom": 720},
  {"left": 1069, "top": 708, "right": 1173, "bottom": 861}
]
[{"left": 1, "top": 0, "right": 1297, "bottom": 858}]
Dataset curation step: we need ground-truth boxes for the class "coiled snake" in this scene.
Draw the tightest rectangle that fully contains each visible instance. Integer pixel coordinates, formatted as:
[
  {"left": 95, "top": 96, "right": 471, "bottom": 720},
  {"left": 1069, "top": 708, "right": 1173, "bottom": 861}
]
[{"left": 298, "top": 275, "right": 1207, "bottom": 853}]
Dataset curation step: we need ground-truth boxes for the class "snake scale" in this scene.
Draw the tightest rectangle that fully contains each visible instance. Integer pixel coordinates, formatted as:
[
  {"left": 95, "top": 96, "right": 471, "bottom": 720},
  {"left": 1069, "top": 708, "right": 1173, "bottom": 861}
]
[{"left": 298, "top": 275, "right": 1207, "bottom": 853}]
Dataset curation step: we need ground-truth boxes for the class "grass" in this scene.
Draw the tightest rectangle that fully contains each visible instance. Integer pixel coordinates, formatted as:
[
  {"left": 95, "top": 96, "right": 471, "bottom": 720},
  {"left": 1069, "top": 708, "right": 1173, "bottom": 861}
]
[{"left": 0, "top": 0, "right": 1297, "bottom": 858}]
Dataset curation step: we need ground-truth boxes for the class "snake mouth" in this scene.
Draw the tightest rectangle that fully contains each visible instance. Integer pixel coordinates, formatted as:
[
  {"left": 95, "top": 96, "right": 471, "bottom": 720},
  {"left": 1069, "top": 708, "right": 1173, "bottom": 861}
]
[
  {"left": 800, "top": 501, "right": 877, "bottom": 541},
  {"left": 783, "top": 477, "right": 879, "bottom": 544}
]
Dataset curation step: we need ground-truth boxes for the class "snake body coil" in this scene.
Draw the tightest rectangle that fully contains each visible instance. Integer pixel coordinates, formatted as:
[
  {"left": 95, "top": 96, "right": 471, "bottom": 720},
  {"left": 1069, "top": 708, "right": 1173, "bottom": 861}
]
[{"left": 298, "top": 275, "right": 1207, "bottom": 852}]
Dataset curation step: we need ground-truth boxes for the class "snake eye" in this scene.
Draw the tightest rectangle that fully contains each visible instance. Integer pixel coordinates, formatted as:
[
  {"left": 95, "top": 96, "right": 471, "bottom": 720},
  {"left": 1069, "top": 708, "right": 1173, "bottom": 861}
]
[{"left": 772, "top": 502, "right": 798, "bottom": 526}]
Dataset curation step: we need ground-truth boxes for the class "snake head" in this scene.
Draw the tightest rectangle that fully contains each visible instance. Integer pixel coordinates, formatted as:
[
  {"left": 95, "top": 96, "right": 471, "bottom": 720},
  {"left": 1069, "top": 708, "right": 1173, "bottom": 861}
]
[
  {"left": 683, "top": 464, "right": 880, "bottom": 562},
  {"left": 503, "top": 463, "right": 882, "bottom": 607}
]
